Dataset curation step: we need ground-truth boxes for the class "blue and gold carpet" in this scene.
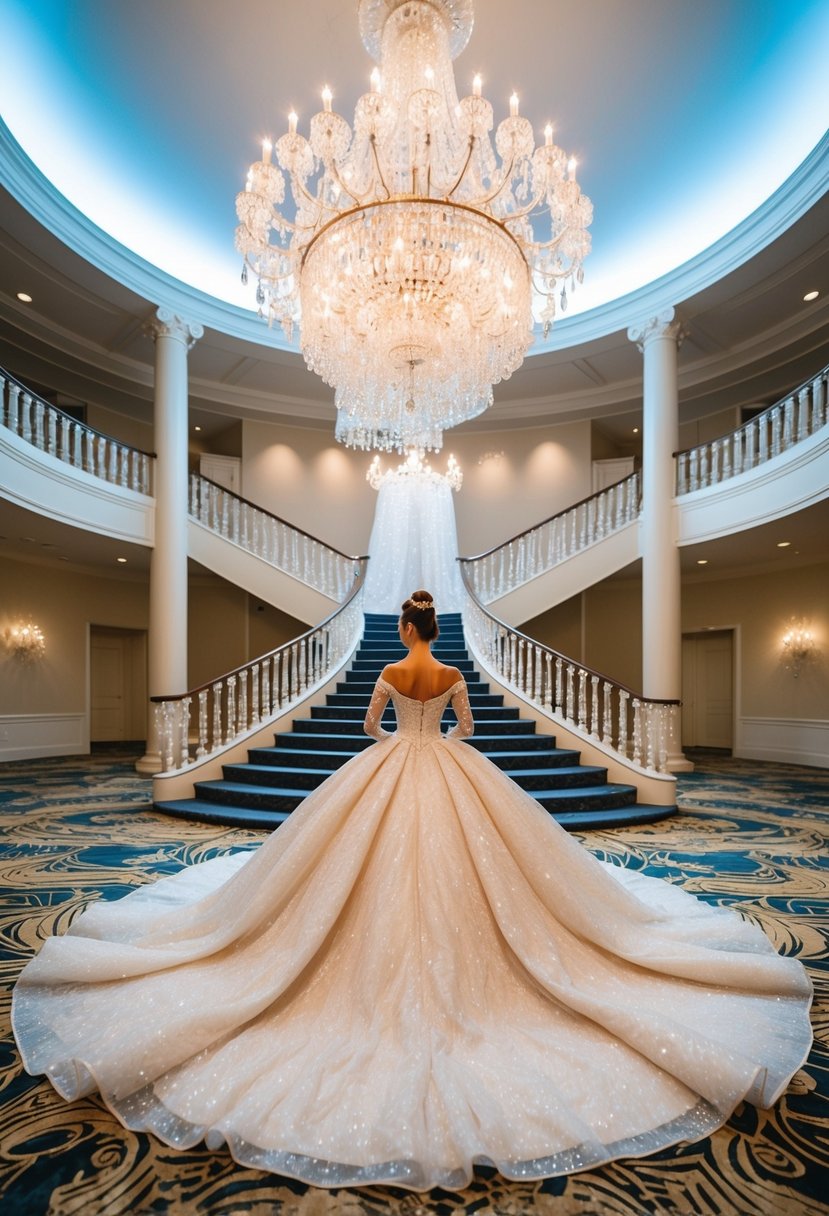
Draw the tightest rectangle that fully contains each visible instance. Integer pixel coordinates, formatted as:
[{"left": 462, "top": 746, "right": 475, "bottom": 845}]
[{"left": 0, "top": 749, "right": 826, "bottom": 1216}]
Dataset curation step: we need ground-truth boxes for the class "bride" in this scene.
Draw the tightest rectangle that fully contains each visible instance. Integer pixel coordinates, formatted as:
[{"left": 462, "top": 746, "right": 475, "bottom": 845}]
[{"left": 12, "top": 590, "right": 813, "bottom": 1192}]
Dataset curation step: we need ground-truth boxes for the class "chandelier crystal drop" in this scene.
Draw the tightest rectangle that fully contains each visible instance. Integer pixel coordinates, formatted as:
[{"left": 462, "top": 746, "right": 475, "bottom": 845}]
[{"left": 236, "top": 0, "right": 592, "bottom": 451}]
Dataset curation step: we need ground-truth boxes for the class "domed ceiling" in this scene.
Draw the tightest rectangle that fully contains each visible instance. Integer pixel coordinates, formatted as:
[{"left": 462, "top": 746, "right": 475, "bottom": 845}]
[{"left": 2, "top": 0, "right": 828, "bottom": 353}]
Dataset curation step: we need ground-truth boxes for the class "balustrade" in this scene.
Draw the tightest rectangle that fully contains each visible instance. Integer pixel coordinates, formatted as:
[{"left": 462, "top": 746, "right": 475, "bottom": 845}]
[
  {"left": 460, "top": 570, "right": 676, "bottom": 774},
  {"left": 676, "top": 362, "right": 829, "bottom": 495},
  {"left": 460, "top": 472, "right": 640, "bottom": 604},
  {"left": 0, "top": 367, "right": 153, "bottom": 494},
  {"left": 189, "top": 474, "right": 360, "bottom": 600},
  {"left": 153, "top": 560, "right": 367, "bottom": 772}
]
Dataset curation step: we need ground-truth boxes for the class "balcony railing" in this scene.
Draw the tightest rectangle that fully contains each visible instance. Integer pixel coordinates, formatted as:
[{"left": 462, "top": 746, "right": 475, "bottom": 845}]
[
  {"left": 153, "top": 557, "right": 368, "bottom": 772},
  {"left": 0, "top": 368, "right": 154, "bottom": 494},
  {"left": 189, "top": 473, "right": 361, "bottom": 601},
  {"left": 459, "top": 473, "right": 640, "bottom": 604},
  {"left": 460, "top": 566, "right": 678, "bottom": 774},
  {"left": 676, "top": 362, "right": 829, "bottom": 495}
]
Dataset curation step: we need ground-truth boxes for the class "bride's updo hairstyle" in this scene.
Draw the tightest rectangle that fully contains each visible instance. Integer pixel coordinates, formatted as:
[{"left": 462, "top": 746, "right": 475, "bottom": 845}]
[{"left": 400, "top": 589, "right": 439, "bottom": 642}]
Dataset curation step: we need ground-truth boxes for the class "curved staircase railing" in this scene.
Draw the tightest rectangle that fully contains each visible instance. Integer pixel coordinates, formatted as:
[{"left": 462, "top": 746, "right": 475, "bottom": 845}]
[
  {"left": 676, "top": 361, "right": 828, "bottom": 495},
  {"left": 1, "top": 367, "right": 154, "bottom": 494},
  {"left": 189, "top": 474, "right": 358, "bottom": 600},
  {"left": 459, "top": 472, "right": 640, "bottom": 604},
  {"left": 152, "top": 557, "right": 369, "bottom": 772},
  {"left": 460, "top": 565, "right": 679, "bottom": 774}
]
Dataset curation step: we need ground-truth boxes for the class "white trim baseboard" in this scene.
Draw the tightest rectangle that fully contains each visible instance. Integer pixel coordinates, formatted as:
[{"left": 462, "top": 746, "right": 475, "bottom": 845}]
[
  {"left": 736, "top": 716, "right": 829, "bottom": 770},
  {"left": 0, "top": 713, "right": 89, "bottom": 761}
]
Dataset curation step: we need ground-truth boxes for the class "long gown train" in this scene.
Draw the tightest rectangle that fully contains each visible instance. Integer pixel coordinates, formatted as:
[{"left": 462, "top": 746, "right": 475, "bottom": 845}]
[{"left": 12, "top": 679, "right": 813, "bottom": 1191}]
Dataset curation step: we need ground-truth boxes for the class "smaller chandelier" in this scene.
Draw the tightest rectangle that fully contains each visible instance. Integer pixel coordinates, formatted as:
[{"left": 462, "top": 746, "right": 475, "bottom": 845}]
[
  {"left": 4, "top": 620, "right": 46, "bottom": 662},
  {"left": 367, "top": 447, "right": 463, "bottom": 491},
  {"left": 236, "top": 0, "right": 592, "bottom": 452}
]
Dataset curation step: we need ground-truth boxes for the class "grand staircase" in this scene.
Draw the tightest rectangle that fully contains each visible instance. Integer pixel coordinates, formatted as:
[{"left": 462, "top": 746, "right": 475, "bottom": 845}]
[{"left": 154, "top": 614, "right": 674, "bottom": 831}]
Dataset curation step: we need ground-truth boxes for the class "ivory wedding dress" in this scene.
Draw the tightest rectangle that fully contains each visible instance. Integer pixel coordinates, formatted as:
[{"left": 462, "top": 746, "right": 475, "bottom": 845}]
[{"left": 12, "top": 678, "right": 813, "bottom": 1192}]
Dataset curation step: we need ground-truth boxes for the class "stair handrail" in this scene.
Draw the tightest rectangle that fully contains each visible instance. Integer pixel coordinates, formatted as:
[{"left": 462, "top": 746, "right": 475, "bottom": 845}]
[
  {"left": 0, "top": 366, "right": 154, "bottom": 494},
  {"left": 459, "top": 472, "right": 640, "bottom": 604},
  {"left": 675, "top": 360, "right": 829, "bottom": 495},
  {"left": 151, "top": 556, "right": 369, "bottom": 772},
  {"left": 190, "top": 473, "right": 362, "bottom": 600},
  {"left": 459, "top": 564, "right": 679, "bottom": 773}
]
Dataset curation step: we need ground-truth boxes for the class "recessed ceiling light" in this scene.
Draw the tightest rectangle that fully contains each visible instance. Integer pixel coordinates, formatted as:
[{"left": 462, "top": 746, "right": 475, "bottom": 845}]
[
  {"left": 632, "top": 426, "right": 639, "bottom": 434},
  {"left": 116, "top": 556, "right": 128, "bottom": 564},
  {"left": 194, "top": 425, "right": 202, "bottom": 432},
  {"left": 696, "top": 559, "right": 708, "bottom": 565},
  {"left": 777, "top": 541, "right": 791, "bottom": 548},
  {"left": 16, "top": 291, "right": 33, "bottom": 303},
  {"left": 803, "top": 290, "right": 819, "bottom": 302}
]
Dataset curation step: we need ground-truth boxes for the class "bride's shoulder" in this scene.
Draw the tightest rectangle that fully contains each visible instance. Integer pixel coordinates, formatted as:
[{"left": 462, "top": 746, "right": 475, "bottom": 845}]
[
  {"left": 438, "top": 665, "right": 465, "bottom": 692},
  {"left": 378, "top": 663, "right": 403, "bottom": 690}
]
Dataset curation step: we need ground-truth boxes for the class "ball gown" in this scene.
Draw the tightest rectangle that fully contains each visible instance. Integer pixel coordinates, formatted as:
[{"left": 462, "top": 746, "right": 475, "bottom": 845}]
[{"left": 12, "top": 677, "right": 813, "bottom": 1192}]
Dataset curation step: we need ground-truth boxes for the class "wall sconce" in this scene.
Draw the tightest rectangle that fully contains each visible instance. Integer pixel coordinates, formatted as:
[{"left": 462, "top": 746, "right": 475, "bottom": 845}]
[
  {"left": 3, "top": 620, "right": 46, "bottom": 662},
  {"left": 781, "top": 619, "right": 816, "bottom": 677}
]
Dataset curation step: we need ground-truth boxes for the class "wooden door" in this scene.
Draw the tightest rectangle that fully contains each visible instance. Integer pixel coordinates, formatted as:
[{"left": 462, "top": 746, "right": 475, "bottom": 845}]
[{"left": 681, "top": 630, "right": 734, "bottom": 749}]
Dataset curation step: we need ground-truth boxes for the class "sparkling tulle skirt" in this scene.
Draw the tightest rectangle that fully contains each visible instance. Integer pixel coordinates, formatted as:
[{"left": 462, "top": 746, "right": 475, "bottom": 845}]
[{"left": 12, "top": 734, "right": 813, "bottom": 1191}]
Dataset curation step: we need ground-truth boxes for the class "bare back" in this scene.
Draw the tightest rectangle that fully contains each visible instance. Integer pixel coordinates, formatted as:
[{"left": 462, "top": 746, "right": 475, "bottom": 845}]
[{"left": 381, "top": 658, "right": 463, "bottom": 703}]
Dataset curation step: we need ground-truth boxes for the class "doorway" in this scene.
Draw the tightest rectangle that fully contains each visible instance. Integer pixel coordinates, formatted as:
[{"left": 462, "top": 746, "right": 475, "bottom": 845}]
[
  {"left": 681, "top": 629, "right": 734, "bottom": 750},
  {"left": 89, "top": 626, "right": 147, "bottom": 743}
]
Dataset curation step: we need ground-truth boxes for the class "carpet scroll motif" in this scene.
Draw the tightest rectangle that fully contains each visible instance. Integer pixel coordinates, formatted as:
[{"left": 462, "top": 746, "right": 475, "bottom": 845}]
[{"left": 0, "top": 751, "right": 826, "bottom": 1216}]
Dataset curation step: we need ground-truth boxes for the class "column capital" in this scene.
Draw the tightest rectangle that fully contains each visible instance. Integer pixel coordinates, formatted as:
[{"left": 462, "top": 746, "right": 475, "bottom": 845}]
[
  {"left": 146, "top": 306, "right": 204, "bottom": 349},
  {"left": 627, "top": 307, "right": 687, "bottom": 352}
]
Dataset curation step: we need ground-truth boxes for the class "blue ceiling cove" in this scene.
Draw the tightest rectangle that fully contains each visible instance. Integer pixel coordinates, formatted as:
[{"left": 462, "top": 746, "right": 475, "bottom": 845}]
[{"left": 2, "top": 0, "right": 828, "bottom": 339}]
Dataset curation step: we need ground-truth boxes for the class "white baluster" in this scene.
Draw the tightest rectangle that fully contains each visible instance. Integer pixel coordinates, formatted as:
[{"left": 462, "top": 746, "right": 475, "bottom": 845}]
[
  {"left": 47, "top": 408, "right": 57, "bottom": 456},
  {"left": 561, "top": 666, "right": 573, "bottom": 719},
  {"left": 179, "top": 697, "right": 191, "bottom": 767},
  {"left": 238, "top": 670, "right": 248, "bottom": 733},
  {"left": 262, "top": 657, "right": 272, "bottom": 714},
  {"left": 590, "top": 675, "right": 599, "bottom": 736},
  {"left": 676, "top": 453, "right": 687, "bottom": 495},
  {"left": 798, "top": 387, "right": 811, "bottom": 440},
  {"left": 758, "top": 417, "right": 769, "bottom": 465},
  {"left": 770, "top": 405, "right": 782, "bottom": 458},
  {"left": 196, "top": 690, "right": 209, "bottom": 759},
  {"left": 544, "top": 652, "right": 553, "bottom": 711},
  {"left": 555, "top": 657, "right": 563, "bottom": 715},
  {"left": 225, "top": 676, "right": 237, "bottom": 744},
  {"left": 618, "top": 689, "right": 630, "bottom": 758},
  {"left": 577, "top": 669, "right": 587, "bottom": 731},
  {"left": 782, "top": 397, "right": 794, "bottom": 449},
  {"left": 689, "top": 448, "right": 699, "bottom": 491},
  {"left": 60, "top": 413, "right": 70, "bottom": 461},
  {"left": 631, "top": 699, "right": 642, "bottom": 766},
  {"left": 190, "top": 474, "right": 198, "bottom": 517},
  {"left": 108, "top": 442, "right": 118, "bottom": 483},
  {"left": 602, "top": 681, "right": 612, "bottom": 743},
  {"left": 212, "top": 682, "right": 222, "bottom": 752},
  {"left": 21, "top": 392, "right": 32, "bottom": 442},
  {"left": 251, "top": 664, "right": 260, "bottom": 726}
]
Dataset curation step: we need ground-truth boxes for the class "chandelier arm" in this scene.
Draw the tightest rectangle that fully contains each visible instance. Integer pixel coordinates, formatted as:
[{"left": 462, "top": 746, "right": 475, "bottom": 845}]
[
  {"left": 467, "top": 153, "right": 520, "bottom": 209},
  {"left": 442, "top": 135, "right": 477, "bottom": 201},
  {"left": 323, "top": 159, "right": 369, "bottom": 209},
  {"left": 369, "top": 134, "right": 393, "bottom": 200},
  {"left": 500, "top": 187, "right": 550, "bottom": 223}
]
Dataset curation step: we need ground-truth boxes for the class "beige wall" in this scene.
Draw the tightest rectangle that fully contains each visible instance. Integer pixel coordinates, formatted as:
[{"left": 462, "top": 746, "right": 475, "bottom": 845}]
[
  {"left": 523, "top": 560, "right": 829, "bottom": 723},
  {"left": 242, "top": 417, "right": 593, "bottom": 557},
  {"left": 0, "top": 557, "right": 307, "bottom": 726}
]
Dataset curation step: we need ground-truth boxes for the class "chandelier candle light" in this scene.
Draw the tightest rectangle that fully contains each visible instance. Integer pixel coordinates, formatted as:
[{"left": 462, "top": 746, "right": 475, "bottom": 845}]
[
  {"left": 367, "top": 447, "right": 463, "bottom": 490},
  {"left": 236, "top": 0, "right": 592, "bottom": 452}
]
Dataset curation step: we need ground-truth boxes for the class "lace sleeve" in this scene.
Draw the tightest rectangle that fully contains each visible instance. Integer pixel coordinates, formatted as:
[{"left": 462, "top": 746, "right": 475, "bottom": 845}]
[
  {"left": 446, "top": 682, "right": 474, "bottom": 739},
  {"left": 363, "top": 679, "right": 393, "bottom": 740}
]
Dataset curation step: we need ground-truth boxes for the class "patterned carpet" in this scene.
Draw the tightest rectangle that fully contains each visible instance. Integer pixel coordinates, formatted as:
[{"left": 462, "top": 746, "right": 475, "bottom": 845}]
[{"left": 0, "top": 748, "right": 826, "bottom": 1216}]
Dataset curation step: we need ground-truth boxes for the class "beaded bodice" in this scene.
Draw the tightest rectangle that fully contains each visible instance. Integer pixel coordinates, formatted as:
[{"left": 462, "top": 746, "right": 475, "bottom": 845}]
[{"left": 364, "top": 677, "right": 474, "bottom": 744}]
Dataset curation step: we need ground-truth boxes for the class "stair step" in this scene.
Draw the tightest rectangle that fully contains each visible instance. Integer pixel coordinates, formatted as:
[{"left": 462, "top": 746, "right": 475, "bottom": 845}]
[{"left": 154, "top": 610, "right": 675, "bottom": 834}]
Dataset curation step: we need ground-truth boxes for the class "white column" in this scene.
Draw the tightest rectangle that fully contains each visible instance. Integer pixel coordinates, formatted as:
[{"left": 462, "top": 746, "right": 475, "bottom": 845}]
[
  {"left": 628, "top": 307, "right": 692, "bottom": 772},
  {"left": 136, "top": 308, "right": 203, "bottom": 775}
]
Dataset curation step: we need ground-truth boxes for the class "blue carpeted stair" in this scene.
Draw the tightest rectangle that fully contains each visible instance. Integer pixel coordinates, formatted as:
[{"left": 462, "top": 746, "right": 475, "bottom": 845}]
[{"left": 154, "top": 613, "right": 676, "bottom": 831}]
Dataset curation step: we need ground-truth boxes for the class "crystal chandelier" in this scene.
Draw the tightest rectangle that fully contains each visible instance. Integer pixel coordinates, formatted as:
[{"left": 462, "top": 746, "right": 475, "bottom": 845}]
[
  {"left": 236, "top": 0, "right": 592, "bottom": 451},
  {"left": 367, "top": 447, "right": 463, "bottom": 490}
]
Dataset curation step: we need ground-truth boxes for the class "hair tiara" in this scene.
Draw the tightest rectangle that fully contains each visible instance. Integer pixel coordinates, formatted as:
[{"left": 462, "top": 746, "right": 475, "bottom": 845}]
[{"left": 413, "top": 600, "right": 434, "bottom": 611}]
